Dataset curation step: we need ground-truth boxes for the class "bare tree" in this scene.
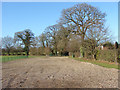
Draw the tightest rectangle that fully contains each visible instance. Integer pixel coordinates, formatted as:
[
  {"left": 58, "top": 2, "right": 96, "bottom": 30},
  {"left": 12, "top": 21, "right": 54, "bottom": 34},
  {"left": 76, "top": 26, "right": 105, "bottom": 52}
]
[
  {"left": 59, "top": 3, "right": 106, "bottom": 42},
  {"left": 59, "top": 3, "right": 106, "bottom": 57},
  {"left": 14, "top": 29, "right": 35, "bottom": 57},
  {"left": 38, "top": 33, "right": 46, "bottom": 48},
  {"left": 45, "top": 24, "right": 60, "bottom": 55},
  {"left": 84, "top": 27, "right": 111, "bottom": 59},
  {"left": 86, "top": 27, "right": 110, "bottom": 44},
  {"left": 57, "top": 26, "right": 70, "bottom": 55},
  {"left": 2, "top": 36, "right": 14, "bottom": 55}
]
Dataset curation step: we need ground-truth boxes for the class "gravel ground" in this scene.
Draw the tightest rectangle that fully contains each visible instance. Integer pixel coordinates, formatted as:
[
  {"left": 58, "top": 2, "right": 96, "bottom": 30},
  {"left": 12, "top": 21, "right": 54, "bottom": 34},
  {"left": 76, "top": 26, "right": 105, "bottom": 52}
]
[{"left": 2, "top": 57, "right": 118, "bottom": 88}]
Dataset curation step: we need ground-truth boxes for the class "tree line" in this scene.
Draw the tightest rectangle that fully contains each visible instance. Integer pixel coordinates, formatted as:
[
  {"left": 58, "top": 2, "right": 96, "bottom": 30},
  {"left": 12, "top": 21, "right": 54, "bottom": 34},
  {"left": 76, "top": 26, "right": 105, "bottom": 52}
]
[{"left": 1, "top": 3, "right": 117, "bottom": 59}]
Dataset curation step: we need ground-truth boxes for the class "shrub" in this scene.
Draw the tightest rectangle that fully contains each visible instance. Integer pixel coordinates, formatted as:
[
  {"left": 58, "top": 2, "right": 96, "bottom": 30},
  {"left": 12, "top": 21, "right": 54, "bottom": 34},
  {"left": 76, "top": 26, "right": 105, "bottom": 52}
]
[{"left": 97, "top": 49, "right": 116, "bottom": 62}]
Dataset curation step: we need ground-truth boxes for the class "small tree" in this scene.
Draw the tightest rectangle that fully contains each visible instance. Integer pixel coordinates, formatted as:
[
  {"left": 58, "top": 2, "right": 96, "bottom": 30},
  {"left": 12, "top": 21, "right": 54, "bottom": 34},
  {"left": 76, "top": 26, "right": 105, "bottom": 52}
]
[
  {"left": 83, "top": 39, "right": 97, "bottom": 59},
  {"left": 2, "top": 36, "right": 14, "bottom": 55},
  {"left": 83, "top": 27, "right": 110, "bottom": 59}
]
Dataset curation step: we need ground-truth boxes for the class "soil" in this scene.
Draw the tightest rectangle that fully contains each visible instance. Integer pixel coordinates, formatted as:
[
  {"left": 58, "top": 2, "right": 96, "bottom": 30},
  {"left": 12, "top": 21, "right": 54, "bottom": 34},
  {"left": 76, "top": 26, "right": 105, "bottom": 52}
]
[{"left": 2, "top": 57, "right": 118, "bottom": 88}]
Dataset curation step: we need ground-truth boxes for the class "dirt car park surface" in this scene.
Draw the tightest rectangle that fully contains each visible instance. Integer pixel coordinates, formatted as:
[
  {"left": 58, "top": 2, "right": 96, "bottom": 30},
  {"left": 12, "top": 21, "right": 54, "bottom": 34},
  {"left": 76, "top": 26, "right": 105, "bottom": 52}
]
[{"left": 2, "top": 57, "right": 118, "bottom": 88}]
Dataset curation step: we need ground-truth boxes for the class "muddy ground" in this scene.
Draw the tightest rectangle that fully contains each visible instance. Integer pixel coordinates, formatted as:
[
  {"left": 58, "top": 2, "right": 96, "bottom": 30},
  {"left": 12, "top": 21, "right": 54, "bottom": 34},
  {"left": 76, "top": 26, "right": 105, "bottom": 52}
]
[{"left": 2, "top": 57, "right": 118, "bottom": 88}]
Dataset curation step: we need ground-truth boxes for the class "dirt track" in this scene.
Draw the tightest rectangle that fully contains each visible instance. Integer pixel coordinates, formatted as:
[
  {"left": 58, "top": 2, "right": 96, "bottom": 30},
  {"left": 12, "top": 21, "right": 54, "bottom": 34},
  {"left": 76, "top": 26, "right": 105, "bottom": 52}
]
[{"left": 2, "top": 57, "right": 118, "bottom": 88}]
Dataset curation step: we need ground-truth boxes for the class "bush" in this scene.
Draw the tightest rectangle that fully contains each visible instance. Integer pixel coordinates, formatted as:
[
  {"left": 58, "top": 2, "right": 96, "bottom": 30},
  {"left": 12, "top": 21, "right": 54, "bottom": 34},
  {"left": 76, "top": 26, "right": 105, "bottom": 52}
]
[{"left": 97, "top": 49, "right": 116, "bottom": 62}]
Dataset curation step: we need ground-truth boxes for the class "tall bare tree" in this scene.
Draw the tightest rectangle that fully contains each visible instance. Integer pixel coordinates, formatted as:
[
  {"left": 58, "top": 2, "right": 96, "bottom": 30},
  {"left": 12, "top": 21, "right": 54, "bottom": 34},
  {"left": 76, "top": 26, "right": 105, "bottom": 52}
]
[
  {"left": 59, "top": 3, "right": 106, "bottom": 57},
  {"left": 60, "top": 3, "right": 106, "bottom": 40},
  {"left": 45, "top": 24, "right": 60, "bottom": 55},
  {"left": 14, "top": 29, "right": 35, "bottom": 57},
  {"left": 38, "top": 33, "right": 46, "bottom": 48},
  {"left": 57, "top": 26, "right": 70, "bottom": 55}
]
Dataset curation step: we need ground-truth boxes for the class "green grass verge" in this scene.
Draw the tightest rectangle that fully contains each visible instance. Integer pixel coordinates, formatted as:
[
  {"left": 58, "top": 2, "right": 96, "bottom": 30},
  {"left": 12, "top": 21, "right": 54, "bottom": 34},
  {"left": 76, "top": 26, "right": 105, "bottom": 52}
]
[
  {"left": 28, "top": 56, "right": 47, "bottom": 58},
  {"left": 0, "top": 56, "right": 28, "bottom": 62},
  {"left": 0, "top": 55, "right": 46, "bottom": 62},
  {"left": 69, "top": 57, "right": 119, "bottom": 69}
]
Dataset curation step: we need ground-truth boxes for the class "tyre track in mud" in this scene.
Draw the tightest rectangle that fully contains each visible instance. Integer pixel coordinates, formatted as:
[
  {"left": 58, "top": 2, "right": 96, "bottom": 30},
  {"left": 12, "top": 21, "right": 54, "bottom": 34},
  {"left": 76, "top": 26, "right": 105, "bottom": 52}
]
[
  {"left": 6, "top": 74, "right": 19, "bottom": 88},
  {"left": 5, "top": 67, "right": 32, "bottom": 88}
]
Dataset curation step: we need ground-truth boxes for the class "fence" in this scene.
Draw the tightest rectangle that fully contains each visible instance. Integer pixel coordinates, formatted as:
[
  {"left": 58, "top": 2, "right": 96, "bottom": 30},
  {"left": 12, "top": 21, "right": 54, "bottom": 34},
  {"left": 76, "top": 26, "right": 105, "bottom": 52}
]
[{"left": 1, "top": 56, "right": 28, "bottom": 62}]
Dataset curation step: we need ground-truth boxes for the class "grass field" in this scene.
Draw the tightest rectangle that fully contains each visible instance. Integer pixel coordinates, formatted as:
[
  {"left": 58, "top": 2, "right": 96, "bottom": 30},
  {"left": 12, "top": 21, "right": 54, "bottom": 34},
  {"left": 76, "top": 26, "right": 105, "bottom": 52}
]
[
  {"left": 0, "top": 56, "right": 28, "bottom": 62},
  {"left": 0, "top": 55, "right": 47, "bottom": 62},
  {"left": 70, "top": 57, "right": 119, "bottom": 69}
]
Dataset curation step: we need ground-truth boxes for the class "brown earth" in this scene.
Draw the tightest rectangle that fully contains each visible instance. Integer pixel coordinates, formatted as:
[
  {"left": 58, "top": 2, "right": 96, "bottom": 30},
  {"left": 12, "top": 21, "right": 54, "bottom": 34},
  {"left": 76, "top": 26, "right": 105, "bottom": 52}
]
[{"left": 2, "top": 57, "right": 118, "bottom": 88}]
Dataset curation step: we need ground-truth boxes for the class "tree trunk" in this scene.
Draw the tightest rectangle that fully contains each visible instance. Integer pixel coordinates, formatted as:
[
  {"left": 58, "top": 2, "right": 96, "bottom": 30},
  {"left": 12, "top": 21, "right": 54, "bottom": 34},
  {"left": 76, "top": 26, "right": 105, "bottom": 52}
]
[
  {"left": 81, "top": 34, "right": 85, "bottom": 45},
  {"left": 26, "top": 46, "right": 29, "bottom": 58},
  {"left": 93, "top": 54, "right": 96, "bottom": 60},
  {"left": 55, "top": 50, "right": 57, "bottom": 56},
  {"left": 80, "top": 34, "right": 85, "bottom": 58},
  {"left": 7, "top": 49, "right": 10, "bottom": 56},
  {"left": 42, "top": 41, "right": 45, "bottom": 48},
  {"left": 55, "top": 44, "right": 57, "bottom": 56}
]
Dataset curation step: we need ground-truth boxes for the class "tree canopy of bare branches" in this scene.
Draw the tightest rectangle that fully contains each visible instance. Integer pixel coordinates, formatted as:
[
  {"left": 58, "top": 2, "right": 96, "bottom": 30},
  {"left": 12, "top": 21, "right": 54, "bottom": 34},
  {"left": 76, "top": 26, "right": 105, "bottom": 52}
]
[
  {"left": 14, "top": 29, "right": 34, "bottom": 56},
  {"left": 59, "top": 3, "right": 106, "bottom": 43}
]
